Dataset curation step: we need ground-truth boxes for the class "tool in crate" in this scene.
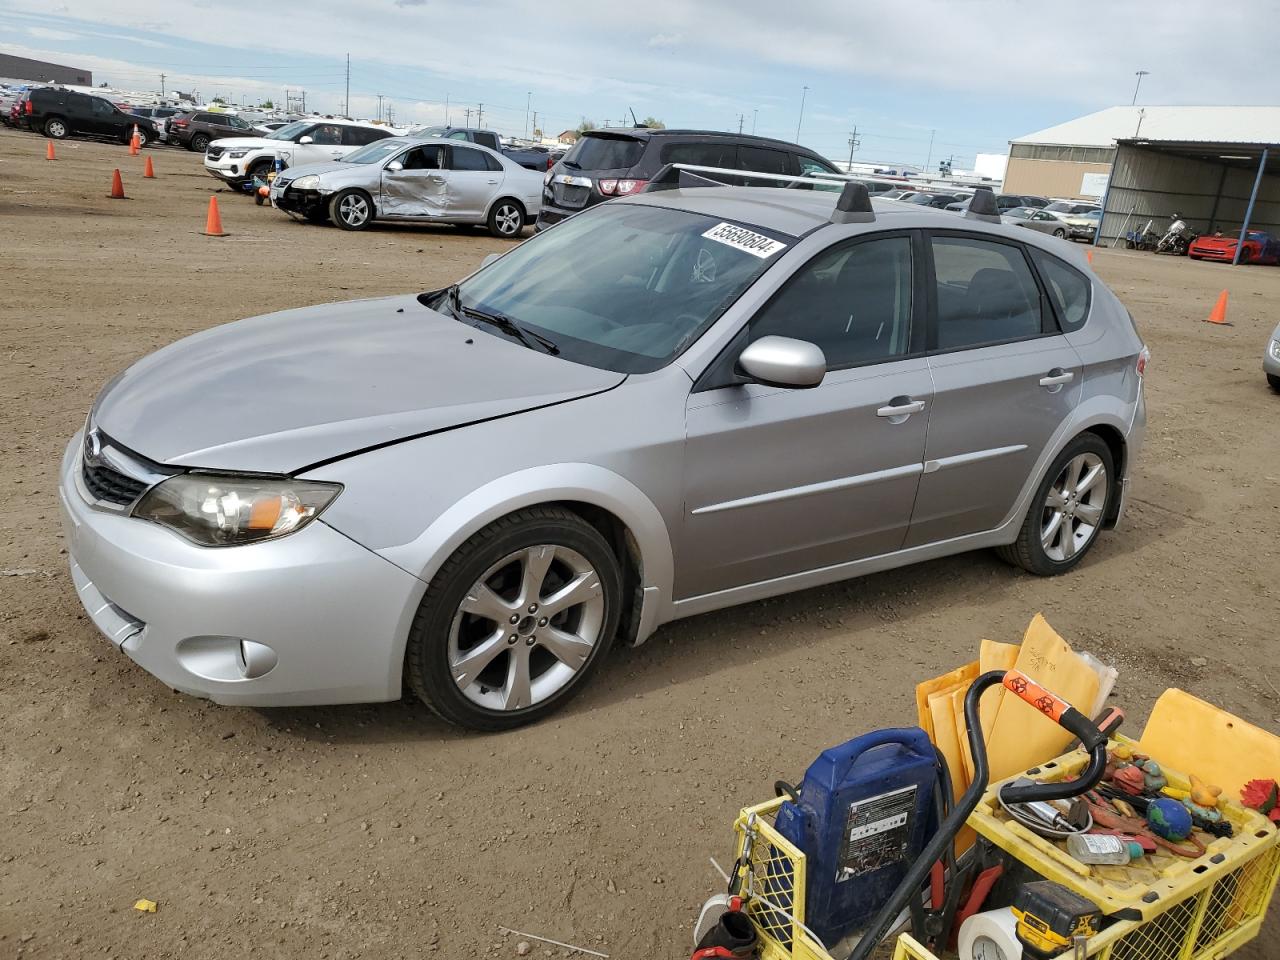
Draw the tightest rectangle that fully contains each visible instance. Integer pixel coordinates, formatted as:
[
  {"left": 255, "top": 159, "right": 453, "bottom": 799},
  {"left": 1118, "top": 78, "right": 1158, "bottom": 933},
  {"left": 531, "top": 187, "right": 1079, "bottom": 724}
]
[{"left": 694, "top": 666, "right": 1280, "bottom": 960}]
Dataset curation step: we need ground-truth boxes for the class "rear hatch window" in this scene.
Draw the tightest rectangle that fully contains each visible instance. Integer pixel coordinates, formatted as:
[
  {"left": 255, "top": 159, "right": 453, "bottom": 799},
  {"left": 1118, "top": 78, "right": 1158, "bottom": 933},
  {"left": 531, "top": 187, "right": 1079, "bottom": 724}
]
[{"left": 564, "top": 133, "right": 645, "bottom": 171}]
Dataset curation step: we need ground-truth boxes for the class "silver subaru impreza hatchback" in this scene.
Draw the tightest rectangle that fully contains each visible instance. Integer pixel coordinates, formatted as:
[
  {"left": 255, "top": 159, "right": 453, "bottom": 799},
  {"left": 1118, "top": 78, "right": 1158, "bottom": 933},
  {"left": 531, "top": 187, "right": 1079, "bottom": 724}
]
[{"left": 59, "top": 180, "right": 1147, "bottom": 730}]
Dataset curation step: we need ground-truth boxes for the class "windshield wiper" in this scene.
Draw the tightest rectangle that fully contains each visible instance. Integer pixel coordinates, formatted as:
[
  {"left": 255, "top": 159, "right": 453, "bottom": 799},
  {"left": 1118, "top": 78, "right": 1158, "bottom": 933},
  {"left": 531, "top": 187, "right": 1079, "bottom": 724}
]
[
  {"left": 463, "top": 306, "right": 559, "bottom": 356},
  {"left": 560, "top": 159, "right": 580, "bottom": 170}
]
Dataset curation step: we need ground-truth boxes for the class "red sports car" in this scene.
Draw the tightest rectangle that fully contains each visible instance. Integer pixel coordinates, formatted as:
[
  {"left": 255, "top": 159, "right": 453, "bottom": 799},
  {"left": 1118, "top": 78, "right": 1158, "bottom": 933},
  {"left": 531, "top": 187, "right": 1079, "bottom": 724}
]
[{"left": 1188, "top": 230, "right": 1280, "bottom": 265}]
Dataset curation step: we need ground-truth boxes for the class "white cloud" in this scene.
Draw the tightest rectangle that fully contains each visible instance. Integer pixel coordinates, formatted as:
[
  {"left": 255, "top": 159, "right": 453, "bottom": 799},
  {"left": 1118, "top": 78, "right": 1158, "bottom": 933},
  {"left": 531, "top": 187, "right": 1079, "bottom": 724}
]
[
  {"left": 27, "top": 25, "right": 79, "bottom": 41},
  {"left": 647, "top": 32, "right": 683, "bottom": 48}
]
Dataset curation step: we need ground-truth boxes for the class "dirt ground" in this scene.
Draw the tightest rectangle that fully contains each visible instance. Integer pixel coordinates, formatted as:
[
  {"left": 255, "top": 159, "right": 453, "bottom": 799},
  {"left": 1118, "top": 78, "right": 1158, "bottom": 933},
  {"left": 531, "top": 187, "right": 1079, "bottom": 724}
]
[{"left": 2, "top": 125, "right": 1278, "bottom": 960}]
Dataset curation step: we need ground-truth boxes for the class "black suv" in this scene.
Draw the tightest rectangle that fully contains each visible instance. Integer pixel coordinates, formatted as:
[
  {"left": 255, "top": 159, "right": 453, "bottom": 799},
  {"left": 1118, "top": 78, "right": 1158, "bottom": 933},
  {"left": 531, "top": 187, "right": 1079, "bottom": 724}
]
[
  {"left": 168, "top": 111, "right": 258, "bottom": 152},
  {"left": 536, "top": 128, "right": 841, "bottom": 230},
  {"left": 24, "top": 88, "right": 159, "bottom": 144}
]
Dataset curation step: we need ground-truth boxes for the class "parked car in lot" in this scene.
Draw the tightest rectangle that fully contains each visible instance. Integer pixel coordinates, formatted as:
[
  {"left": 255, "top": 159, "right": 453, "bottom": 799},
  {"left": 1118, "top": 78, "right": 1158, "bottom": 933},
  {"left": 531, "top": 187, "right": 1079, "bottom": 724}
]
[
  {"left": 1043, "top": 200, "right": 1101, "bottom": 219},
  {"left": 1188, "top": 230, "right": 1280, "bottom": 265},
  {"left": 1265, "top": 321, "right": 1280, "bottom": 391},
  {"left": 59, "top": 181, "right": 1146, "bottom": 730},
  {"left": 1003, "top": 206, "right": 1072, "bottom": 238},
  {"left": 23, "top": 88, "right": 159, "bottom": 144},
  {"left": 270, "top": 136, "right": 542, "bottom": 236},
  {"left": 945, "top": 193, "right": 1044, "bottom": 213},
  {"left": 1063, "top": 209, "right": 1102, "bottom": 243},
  {"left": 204, "top": 118, "right": 397, "bottom": 191},
  {"left": 168, "top": 111, "right": 259, "bottom": 152},
  {"left": 906, "top": 192, "right": 968, "bottom": 209},
  {"left": 129, "top": 106, "right": 188, "bottom": 143},
  {"left": 0, "top": 84, "right": 33, "bottom": 126},
  {"left": 408, "top": 125, "right": 556, "bottom": 171},
  {"left": 536, "top": 127, "right": 840, "bottom": 230}
]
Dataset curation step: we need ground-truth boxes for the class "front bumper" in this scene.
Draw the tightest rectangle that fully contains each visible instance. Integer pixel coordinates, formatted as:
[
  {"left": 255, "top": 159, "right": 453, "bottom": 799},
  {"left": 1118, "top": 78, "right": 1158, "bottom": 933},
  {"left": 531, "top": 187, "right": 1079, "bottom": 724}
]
[
  {"left": 1264, "top": 339, "right": 1280, "bottom": 378},
  {"left": 203, "top": 156, "right": 253, "bottom": 183},
  {"left": 58, "top": 433, "right": 423, "bottom": 706},
  {"left": 269, "top": 183, "right": 327, "bottom": 217}
]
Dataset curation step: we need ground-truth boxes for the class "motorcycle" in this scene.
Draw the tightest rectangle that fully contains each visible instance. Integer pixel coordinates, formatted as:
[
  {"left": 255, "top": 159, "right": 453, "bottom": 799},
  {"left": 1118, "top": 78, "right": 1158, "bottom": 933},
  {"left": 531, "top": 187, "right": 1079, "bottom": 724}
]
[
  {"left": 1155, "top": 213, "right": 1198, "bottom": 255},
  {"left": 1125, "top": 218, "right": 1160, "bottom": 251}
]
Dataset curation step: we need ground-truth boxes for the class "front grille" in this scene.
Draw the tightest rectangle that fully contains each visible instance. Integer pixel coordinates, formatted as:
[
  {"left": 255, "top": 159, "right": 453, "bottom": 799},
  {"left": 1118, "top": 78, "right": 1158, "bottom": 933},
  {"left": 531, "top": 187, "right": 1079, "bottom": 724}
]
[
  {"left": 82, "top": 459, "right": 147, "bottom": 506},
  {"left": 206, "top": 145, "right": 224, "bottom": 160}
]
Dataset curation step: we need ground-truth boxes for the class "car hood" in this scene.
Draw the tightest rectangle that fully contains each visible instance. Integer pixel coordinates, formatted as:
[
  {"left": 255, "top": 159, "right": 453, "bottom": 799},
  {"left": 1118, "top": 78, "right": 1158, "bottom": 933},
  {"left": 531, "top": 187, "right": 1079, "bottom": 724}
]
[
  {"left": 92, "top": 294, "right": 625, "bottom": 474},
  {"left": 209, "top": 136, "right": 279, "bottom": 150},
  {"left": 280, "top": 160, "right": 356, "bottom": 180}
]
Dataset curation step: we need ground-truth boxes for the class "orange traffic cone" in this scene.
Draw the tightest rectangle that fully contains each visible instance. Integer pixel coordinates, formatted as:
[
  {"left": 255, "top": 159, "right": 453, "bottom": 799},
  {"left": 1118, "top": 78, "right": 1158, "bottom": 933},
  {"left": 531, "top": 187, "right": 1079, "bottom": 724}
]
[
  {"left": 1086, "top": 248, "right": 1094, "bottom": 266},
  {"left": 1206, "top": 289, "right": 1229, "bottom": 325},
  {"left": 202, "top": 195, "right": 227, "bottom": 236},
  {"left": 143, "top": 155, "right": 155, "bottom": 178},
  {"left": 46, "top": 140, "right": 56, "bottom": 160},
  {"left": 129, "top": 126, "right": 140, "bottom": 156},
  {"left": 108, "top": 168, "right": 125, "bottom": 199}
]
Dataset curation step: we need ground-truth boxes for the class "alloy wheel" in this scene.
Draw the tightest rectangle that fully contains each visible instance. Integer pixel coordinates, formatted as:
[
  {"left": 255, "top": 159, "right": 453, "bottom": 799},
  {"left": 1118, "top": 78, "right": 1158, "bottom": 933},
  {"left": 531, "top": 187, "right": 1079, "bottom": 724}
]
[
  {"left": 47, "top": 120, "right": 66, "bottom": 138},
  {"left": 339, "top": 194, "right": 369, "bottom": 226},
  {"left": 1040, "top": 452, "right": 1107, "bottom": 562},
  {"left": 447, "top": 544, "right": 604, "bottom": 711},
  {"left": 495, "top": 203, "right": 521, "bottom": 236}
]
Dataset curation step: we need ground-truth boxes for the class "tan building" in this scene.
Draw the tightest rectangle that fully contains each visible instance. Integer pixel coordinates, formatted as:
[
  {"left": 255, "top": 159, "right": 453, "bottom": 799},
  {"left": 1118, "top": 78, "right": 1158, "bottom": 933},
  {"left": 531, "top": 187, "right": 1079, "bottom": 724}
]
[{"left": 1006, "top": 105, "right": 1280, "bottom": 202}]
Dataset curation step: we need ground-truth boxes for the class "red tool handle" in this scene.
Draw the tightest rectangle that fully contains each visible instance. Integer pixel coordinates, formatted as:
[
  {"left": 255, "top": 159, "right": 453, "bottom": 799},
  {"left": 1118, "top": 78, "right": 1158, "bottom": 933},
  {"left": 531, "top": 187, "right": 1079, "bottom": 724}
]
[{"left": 1001, "top": 669, "right": 1107, "bottom": 750}]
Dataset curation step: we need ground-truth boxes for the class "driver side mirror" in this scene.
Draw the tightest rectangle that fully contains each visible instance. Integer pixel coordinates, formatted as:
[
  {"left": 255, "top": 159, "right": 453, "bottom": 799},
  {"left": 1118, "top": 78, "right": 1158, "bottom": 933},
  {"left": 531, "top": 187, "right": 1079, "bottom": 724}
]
[
  {"left": 298, "top": 135, "right": 314, "bottom": 145},
  {"left": 386, "top": 160, "right": 404, "bottom": 172},
  {"left": 737, "top": 336, "right": 826, "bottom": 389}
]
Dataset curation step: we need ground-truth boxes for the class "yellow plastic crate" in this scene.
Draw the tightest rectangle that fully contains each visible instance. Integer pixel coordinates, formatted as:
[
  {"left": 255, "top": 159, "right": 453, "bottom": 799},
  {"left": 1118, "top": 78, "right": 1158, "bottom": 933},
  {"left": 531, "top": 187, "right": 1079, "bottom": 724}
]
[{"left": 731, "top": 756, "right": 1280, "bottom": 960}]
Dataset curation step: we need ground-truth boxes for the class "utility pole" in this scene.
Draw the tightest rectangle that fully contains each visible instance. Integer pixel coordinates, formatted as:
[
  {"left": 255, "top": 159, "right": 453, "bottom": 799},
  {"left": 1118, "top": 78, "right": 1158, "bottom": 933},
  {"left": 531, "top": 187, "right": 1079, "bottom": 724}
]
[
  {"left": 476, "top": 103, "right": 484, "bottom": 127},
  {"left": 924, "top": 128, "right": 935, "bottom": 176},
  {"left": 846, "top": 127, "right": 860, "bottom": 169},
  {"left": 525, "top": 91, "right": 531, "bottom": 138},
  {"left": 344, "top": 53, "right": 350, "bottom": 117},
  {"left": 532, "top": 111, "right": 538, "bottom": 138},
  {"left": 159, "top": 73, "right": 165, "bottom": 98},
  {"left": 795, "top": 86, "right": 809, "bottom": 142},
  {"left": 1132, "top": 69, "right": 1149, "bottom": 105},
  {"left": 738, "top": 114, "right": 745, "bottom": 134},
  {"left": 752, "top": 108, "right": 758, "bottom": 135},
  {"left": 375, "top": 94, "right": 385, "bottom": 122},
  {"left": 445, "top": 93, "right": 450, "bottom": 126},
  {"left": 464, "top": 107, "right": 472, "bottom": 127}
]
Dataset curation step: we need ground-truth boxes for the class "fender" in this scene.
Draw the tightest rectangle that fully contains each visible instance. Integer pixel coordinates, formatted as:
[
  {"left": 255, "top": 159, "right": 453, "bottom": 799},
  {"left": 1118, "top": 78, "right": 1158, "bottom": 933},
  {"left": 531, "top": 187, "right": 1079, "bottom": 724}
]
[{"left": 376, "top": 462, "right": 677, "bottom": 669}]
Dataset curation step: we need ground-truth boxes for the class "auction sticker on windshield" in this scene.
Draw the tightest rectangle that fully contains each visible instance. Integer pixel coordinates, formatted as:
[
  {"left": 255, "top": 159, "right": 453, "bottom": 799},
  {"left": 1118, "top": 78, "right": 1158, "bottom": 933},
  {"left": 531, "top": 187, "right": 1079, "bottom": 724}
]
[{"left": 701, "top": 222, "right": 788, "bottom": 259}]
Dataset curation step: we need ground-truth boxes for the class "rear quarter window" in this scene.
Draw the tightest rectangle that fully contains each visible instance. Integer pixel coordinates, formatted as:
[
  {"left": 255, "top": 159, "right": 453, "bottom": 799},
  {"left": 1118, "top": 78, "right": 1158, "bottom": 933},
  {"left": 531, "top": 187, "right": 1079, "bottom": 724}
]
[{"left": 1030, "top": 248, "right": 1091, "bottom": 332}]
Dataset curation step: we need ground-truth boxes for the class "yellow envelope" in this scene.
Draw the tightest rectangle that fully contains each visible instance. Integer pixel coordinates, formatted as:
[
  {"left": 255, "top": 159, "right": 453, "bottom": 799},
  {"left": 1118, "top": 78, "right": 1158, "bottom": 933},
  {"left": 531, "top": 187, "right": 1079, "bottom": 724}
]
[
  {"left": 978, "top": 638, "right": 1021, "bottom": 742},
  {"left": 915, "top": 662, "right": 979, "bottom": 743},
  {"left": 985, "top": 614, "right": 1100, "bottom": 783}
]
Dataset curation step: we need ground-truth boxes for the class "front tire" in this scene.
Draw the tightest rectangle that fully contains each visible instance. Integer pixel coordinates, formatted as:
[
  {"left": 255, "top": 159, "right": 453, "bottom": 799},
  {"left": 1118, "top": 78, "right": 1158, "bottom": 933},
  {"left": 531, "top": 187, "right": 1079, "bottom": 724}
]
[
  {"left": 1268, "top": 374, "right": 1280, "bottom": 392},
  {"left": 488, "top": 199, "right": 525, "bottom": 239},
  {"left": 997, "top": 434, "right": 1114, "bottom": 576},
  {"left": 405, "top": 506, "right": 622, "bottom": 731},
  {"left": 330, "top": 189, "right": 374, "bottom": 230},
  {"left": 190, "top": 133, "right": 210, "bottom": 152},
  {"left": 44, "top": 117, "right": 68, "bottom": 139}
]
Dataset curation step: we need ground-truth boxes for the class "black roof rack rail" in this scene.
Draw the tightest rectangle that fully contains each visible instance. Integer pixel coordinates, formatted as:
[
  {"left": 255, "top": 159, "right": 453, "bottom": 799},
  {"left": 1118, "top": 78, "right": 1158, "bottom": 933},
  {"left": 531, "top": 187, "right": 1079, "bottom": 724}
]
[
  {"left": 830, "top": 182, "right": 875, "bottom": 224},
  {"left": 964, "top": 186, "right": 1002, "bottom": 224}
]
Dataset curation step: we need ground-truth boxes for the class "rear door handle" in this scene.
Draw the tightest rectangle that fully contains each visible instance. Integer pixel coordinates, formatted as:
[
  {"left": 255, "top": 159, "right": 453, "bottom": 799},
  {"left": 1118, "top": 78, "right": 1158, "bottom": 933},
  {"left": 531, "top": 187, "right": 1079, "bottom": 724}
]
[
  {"left": 1039, "top": 368, "right": 1075, "bottom": 388},
  {"left": 876, "top": 396, "right": 927, "bottom": 420}
]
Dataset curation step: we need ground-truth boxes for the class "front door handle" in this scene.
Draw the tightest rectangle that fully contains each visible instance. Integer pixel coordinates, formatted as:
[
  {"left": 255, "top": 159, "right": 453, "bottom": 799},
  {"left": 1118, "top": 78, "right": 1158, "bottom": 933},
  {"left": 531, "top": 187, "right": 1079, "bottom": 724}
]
[
  {"left": 1039, "top": 368, "right": 1075, "bottom": 390},
  {"left": 427, "top": 174, "right": 445, "bottom": 183},
  {"left": 487, "top": 178, "right": 499, "bottom": 184},
  {"left": 876, "top": 396, "right": 927, "bottom": 422}
]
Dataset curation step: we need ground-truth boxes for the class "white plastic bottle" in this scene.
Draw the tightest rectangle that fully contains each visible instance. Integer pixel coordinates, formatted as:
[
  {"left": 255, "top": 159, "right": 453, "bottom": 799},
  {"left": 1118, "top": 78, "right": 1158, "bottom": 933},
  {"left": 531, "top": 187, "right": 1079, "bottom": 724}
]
[{"left": 1067, "top": 833, "right": 1139, "bottom": 865}]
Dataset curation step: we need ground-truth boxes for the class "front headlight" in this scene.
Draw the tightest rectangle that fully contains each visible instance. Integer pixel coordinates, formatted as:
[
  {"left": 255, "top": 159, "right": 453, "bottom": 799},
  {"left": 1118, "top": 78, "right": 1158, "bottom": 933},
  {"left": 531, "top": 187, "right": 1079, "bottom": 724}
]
[
  {"left": 133, "top": 474, "right": 341, "bottom": 547},
  {"left": 292, "top": 175, "right": 320, "bottom": 190},
  {"left": 1269, "top": 339, "right": 1280, "bottom": 362},
  {"left": 227, "top": 148, "right": 250, "bottom": 159}
]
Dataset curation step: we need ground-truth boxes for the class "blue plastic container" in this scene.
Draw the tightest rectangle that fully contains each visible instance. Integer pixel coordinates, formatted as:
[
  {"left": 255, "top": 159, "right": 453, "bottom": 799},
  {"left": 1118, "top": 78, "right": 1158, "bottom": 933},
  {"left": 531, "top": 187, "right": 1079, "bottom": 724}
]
[{"left": 774, "top": 727, "right": 939, "bottom": 946}]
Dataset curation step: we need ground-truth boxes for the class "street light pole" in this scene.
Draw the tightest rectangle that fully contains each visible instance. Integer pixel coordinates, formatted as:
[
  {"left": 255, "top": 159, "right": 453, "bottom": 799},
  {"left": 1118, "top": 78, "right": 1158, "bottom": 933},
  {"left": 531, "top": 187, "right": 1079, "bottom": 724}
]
[
  {"left": 795, "top": 86, "right": 809, "bottom": 142},
  {"left": 752, "top": 108, "right": 758, "bottom": 135},
  {"left": 1132, "top": 70, "right": 1149, "bottom": 105},
  {"left": 525, "top": 91, "right": 531, "bottom": 138}
]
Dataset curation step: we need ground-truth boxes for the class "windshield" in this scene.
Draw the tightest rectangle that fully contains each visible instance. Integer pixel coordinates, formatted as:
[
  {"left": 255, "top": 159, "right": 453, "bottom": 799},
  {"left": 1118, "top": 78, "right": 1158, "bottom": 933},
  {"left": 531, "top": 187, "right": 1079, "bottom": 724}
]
[
  {"left": 563, "top": 134, "right": 646, "bottom": 171},
  {"left": 409, "top": 125, "right": 447, "bottom": 137},
  {"left": 267, "top": 121, "right": 311, "bottom": 141},
  {"left": 345, "top": 139, "right": 407, "bottom": 164},
  {"left": 1005, "top": 207, "right": 1032, "bottom": 219},
  {"left": 445, "top": 203, "right": 790, "bottom": 373}
]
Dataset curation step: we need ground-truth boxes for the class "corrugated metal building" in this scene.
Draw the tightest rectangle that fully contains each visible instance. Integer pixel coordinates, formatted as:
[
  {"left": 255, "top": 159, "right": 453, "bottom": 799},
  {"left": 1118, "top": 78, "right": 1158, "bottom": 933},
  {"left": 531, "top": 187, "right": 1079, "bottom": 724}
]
[
  {"left": 0, "top": 53, "right": 92, "bottom": 86},
  {"left": 1007, "top": 106, "right": 1280, "bottom": 256}
]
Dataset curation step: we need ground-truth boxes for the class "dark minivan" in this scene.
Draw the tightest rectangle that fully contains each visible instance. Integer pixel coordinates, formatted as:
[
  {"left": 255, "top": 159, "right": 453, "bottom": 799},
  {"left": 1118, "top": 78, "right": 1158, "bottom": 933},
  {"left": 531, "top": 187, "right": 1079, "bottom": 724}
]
[
  {"left": 24, "top": 88, "right": 159, "bottom": 144},
  {"left": 536, "top": 128, "right": 841, "bottom": 230}
]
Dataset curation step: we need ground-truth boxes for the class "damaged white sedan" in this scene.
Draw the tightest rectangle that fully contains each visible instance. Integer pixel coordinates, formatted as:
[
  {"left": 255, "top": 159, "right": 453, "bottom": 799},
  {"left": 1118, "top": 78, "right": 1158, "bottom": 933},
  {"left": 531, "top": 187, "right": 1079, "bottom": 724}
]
[{"left": 270, "top": 135, "right": 543, "bottom": 238}]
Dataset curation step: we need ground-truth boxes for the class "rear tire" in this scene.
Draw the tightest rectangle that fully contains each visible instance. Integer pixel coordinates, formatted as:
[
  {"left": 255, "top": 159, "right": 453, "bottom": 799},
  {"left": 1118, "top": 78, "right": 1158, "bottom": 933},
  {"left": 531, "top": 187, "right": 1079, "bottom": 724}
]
[
  {"left": 1052, "top": 227, "right": 1067, "bottom": 238},
  {"left": 997, "top": 433, "right": 1114, "bottom": 576},
  {"left": 488, "top": 199, "right": 525, "bottom": 239},
  {"left": 44, "top": 117, "right": 68, "bottom": 139},
  {"left": 405, "top": 506, "right": 622, "bottom": 731}
]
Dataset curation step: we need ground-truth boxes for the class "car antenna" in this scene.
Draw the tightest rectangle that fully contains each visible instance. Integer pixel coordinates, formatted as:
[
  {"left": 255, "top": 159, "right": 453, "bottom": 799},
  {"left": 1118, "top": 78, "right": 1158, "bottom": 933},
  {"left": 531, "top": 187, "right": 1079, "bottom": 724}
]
[
  {"left": 629, "top": 107, "right": 641, "bottom": 127},
  {"left": 965, "top": 186, "right": 1002, "bottom": 224},
  {"left": 830, "top": 182, "right": 875, "bottom": 224}
]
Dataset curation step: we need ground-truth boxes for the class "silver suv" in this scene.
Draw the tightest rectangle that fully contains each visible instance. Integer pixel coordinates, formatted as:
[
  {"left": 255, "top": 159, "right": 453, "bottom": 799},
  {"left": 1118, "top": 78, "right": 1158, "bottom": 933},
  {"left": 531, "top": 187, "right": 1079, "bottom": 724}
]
[{"left": 59, "top": 183, "right": 1147, "bottom": 730}]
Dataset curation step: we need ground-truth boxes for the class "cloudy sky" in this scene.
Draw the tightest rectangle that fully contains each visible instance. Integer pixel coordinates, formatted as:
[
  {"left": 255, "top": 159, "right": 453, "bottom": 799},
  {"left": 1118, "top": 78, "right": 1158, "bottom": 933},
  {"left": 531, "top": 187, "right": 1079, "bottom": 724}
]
[{"left": 0, "top": 1, "right": 1274, "bottom": 170}]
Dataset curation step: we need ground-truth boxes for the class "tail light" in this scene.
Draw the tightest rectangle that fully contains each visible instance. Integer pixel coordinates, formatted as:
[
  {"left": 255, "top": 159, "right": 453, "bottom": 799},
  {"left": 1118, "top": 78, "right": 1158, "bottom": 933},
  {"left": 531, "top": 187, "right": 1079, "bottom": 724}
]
[
  {"left": 597, "top": 178, "right": 647, "bottom": 196},
  {"left": 546, "top": 155, "right": 554, "bottom": 170},
  {"left": 24, "top": 100, "right": 32, "bottom": 115},
  {"left": 172, "top": 118, "right": 188, "bottom": 128},
  {"left": 598, "top": 178, "right": 618, "bottom": 195},
  {"left": 1136, "top": 346, "right": 1149, "bottom": 377}
]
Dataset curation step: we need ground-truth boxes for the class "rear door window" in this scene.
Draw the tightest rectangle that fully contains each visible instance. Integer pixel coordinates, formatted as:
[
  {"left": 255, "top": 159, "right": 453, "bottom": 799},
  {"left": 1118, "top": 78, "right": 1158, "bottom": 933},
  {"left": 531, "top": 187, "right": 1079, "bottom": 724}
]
[
  {"left": 738, "top": 145, "right": 789, "bottom": 176},
  {"left": 930, "top": 235, "right": 1044, "bottom": 350},
  {"left": 564, "top": 134, "right": 645, "bottom": 171},
  {"left": 448, "top": 146, "right": 489, "bottom": 171},
  {"left": 1030, "top": 249, "right": 1091, "bottom": 332}
]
